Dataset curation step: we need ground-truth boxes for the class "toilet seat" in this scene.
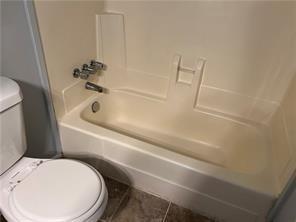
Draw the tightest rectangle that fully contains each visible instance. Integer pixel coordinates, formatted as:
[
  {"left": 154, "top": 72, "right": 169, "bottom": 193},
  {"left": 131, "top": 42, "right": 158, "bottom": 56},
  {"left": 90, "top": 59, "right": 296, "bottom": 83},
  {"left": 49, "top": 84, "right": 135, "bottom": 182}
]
[{"left": 7, "top": 159, "right": 106, "bottom": 222}]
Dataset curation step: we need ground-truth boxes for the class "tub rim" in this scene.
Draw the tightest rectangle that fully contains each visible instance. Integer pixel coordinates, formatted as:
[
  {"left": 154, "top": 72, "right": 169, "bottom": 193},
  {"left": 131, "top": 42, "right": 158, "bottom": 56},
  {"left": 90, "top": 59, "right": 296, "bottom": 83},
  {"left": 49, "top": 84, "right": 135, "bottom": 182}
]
[{"left": 60, "top": 94, "right": 278, "bottom": 197}]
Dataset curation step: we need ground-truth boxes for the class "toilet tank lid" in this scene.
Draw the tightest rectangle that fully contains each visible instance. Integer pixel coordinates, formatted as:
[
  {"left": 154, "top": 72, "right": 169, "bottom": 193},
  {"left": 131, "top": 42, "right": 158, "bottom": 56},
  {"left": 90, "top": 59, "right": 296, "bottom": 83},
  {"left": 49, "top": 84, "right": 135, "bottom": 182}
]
[{"left": 0, "top": 76, "right": 22, "bottom": 112}]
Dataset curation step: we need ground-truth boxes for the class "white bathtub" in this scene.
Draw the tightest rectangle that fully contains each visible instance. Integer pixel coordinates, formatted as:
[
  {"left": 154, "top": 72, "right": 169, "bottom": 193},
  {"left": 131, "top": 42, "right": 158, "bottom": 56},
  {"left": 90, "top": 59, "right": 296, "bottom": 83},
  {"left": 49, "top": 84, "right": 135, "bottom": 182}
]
[{"left": 59, "top": 90, "right": 277, "bottom": 222}]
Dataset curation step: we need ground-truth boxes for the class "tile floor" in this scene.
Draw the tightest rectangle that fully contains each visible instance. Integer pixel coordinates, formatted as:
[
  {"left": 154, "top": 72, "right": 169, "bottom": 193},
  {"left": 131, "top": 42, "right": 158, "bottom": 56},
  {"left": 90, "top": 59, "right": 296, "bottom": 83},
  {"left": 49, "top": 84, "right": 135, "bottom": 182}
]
[
  {"left": 0, "top": 176, "right": 214, "bottom": 222},
  {"left": 101, "top": 176, "right": 214, "bottom": 222}
]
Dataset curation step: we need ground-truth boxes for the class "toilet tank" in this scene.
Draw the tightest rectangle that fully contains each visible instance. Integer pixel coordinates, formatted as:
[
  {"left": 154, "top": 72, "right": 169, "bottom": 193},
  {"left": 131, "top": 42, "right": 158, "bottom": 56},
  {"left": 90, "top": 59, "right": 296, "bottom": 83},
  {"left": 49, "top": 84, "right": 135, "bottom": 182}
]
[{"left": 0, "top": 77, "right": 27, "bottom": 175}]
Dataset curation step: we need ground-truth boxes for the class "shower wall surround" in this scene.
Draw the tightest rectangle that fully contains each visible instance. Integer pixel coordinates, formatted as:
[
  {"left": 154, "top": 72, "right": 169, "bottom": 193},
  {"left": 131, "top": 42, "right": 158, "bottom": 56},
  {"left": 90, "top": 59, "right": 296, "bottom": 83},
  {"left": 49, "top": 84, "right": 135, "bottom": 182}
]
[
  {"left": 96, "top": 1, "right": 295, "bottom": 124},
  {"left": 34, "top": 1, "right": 104, "bottom": 118},
  {"left": 270, "top": 75, "right": 296, "bottom": 191},
  {"left": 35, "top": 1, "right": 295, "bottom": 123}
]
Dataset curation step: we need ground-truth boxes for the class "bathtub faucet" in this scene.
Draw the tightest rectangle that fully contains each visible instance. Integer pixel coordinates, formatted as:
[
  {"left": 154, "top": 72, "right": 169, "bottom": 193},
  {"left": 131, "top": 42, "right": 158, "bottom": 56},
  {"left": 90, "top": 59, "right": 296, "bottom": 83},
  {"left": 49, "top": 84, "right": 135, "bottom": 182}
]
[
  {"left": 73, "top": 60, "right": 106, "bottom": 79},
  {"left": 85, "top": 82, "right": 104, "bottom": 93},
  {"left": 82, "top": 60, "right": 106, "bottom": 75}
]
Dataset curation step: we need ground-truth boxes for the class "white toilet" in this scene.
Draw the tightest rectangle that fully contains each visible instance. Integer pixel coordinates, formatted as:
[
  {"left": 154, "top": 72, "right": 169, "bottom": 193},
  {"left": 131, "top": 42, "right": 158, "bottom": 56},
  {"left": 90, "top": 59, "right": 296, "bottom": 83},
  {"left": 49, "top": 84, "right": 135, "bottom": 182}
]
[{"left": 0, "top": 77, "right": 108, "bottom": 222}]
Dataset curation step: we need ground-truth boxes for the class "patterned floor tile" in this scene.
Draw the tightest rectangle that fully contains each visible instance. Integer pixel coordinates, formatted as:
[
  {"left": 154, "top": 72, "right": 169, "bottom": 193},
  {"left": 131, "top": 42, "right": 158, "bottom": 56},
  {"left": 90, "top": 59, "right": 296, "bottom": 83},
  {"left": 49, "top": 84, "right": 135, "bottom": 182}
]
[
  {"left": 100, "top": 176, "right": 130, "bottom": 221},
  {"left": 164, "top": 203, "right": 213, "bottom": 222},
  {"left": 111, "top": 188, "right": 170, "bottom": 222}
]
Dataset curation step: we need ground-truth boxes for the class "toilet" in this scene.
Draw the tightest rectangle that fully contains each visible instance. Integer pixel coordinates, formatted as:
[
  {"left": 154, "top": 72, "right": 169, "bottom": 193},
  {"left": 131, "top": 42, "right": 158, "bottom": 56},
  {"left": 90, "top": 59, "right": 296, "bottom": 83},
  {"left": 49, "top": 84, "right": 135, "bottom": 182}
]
[{"left": 0, "top": 76, "right": 108, "bottom": 222}]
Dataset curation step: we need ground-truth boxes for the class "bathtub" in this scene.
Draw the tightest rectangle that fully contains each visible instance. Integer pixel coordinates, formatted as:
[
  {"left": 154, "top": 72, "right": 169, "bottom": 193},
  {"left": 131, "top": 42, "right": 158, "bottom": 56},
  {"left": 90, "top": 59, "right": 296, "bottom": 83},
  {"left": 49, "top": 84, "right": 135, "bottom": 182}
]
[{"left": 60, "top": 89, "right": 277, "bottom": 222}]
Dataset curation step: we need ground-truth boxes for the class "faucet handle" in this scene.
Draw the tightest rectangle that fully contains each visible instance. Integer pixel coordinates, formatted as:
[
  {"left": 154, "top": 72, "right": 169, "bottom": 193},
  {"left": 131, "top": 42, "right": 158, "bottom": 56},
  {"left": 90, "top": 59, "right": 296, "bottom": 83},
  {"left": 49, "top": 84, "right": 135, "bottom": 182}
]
[
  {"left": 73, "top": 60, "right": 106, "bottom": 79},
  {"left": 82, "top": 64, "right": 92, "bottom": 73},
  {"left": 73, "top": 68, "right": 81, "bottom": 78},
  {"left": 90, "top": 60, "right": 106, "bottom": 70},
  {"left": 82, "top": 64, "right": 89, "bottom": 70},
  {"left": 73, "top": 67, "right": 89, "bottom": 79},
  {"left": 80, "top": 72, "right": 89, "bottom": 80}
]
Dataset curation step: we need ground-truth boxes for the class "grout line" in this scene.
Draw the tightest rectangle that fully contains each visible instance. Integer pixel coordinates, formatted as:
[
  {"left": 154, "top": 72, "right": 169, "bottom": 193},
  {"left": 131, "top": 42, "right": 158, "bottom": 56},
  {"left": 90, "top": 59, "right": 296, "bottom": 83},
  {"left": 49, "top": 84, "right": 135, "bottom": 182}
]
[
  {"left": 162, "top": 202, "right": 171, "bottom": 222},
  {"left": 109, "top": 187, "right": 131, "bottom": 222}
]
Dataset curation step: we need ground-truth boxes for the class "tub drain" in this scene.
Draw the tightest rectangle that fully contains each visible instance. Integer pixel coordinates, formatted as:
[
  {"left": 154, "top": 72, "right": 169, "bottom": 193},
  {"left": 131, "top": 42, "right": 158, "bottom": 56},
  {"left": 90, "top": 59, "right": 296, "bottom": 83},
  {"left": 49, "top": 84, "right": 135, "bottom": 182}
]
[{"left": 91, "top": 101, "right": 100, "bottom": 113}]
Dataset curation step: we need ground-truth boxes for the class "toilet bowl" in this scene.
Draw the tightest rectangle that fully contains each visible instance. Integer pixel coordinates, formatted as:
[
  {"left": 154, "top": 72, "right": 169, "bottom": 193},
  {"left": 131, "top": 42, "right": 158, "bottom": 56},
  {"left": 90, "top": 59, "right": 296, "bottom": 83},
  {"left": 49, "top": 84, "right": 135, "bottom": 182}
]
[
  {"left": 0, "top": 158, "right": 108, "bottom": 222},
  {"left": 0, "top": 157, "right": 108, "bottom": 222},
  {"left": 0, "top": 77, "right": 108, "bottom": 221}
]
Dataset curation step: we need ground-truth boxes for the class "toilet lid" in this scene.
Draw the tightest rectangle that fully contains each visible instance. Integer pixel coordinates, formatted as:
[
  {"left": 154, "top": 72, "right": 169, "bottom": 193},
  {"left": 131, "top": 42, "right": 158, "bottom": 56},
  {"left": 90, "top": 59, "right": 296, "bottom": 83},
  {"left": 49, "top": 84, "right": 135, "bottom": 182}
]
[{"left": 10, "top": 159, "right": 102, "bottom": 222}]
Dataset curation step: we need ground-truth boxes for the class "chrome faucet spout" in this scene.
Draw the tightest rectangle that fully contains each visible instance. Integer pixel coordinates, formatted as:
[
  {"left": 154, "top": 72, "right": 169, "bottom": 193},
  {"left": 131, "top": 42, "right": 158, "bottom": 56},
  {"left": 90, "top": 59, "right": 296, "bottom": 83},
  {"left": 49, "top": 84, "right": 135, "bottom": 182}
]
[{"left": 85, "top": 82, "right": 104, "bottom": 93}]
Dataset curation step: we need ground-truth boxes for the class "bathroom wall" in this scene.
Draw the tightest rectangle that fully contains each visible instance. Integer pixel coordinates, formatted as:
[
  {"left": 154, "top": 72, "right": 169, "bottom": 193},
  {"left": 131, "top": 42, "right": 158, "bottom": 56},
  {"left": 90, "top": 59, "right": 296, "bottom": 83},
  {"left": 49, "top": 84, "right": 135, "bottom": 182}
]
[
  {"left": 1, "top": 0, "right": 60, "bottom": 157},
  {"left": 97, "top": 1, "right": 296, "bottom": 123},
  {"left": 34, "top": 0, "right": 104, "bottom": 119}
]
